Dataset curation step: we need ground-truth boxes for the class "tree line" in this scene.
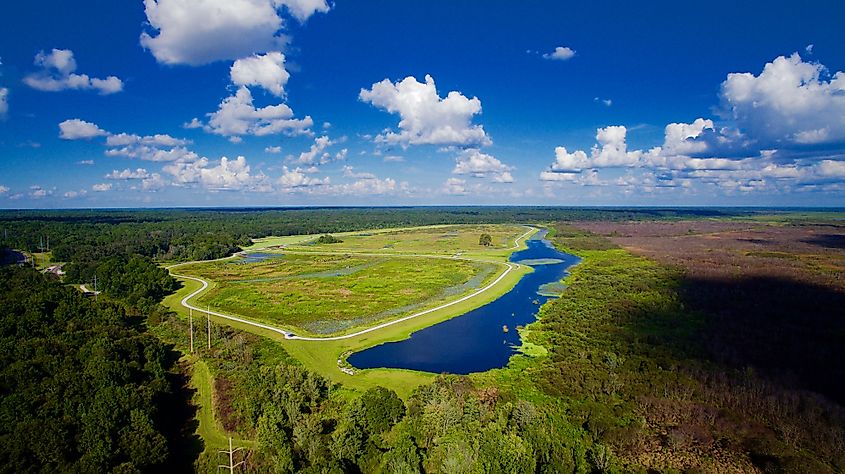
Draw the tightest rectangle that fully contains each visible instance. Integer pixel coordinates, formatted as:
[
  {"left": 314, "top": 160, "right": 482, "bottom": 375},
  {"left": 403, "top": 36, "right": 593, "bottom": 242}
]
[{"left": 0, "top": 266, "right": 183, "bottom": 472}]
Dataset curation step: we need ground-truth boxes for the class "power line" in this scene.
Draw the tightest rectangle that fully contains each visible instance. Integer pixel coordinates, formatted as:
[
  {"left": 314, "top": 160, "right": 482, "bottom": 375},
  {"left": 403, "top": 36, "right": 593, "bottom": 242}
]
[{"left": 218, "top": 437, "right": 245, "bottom": 473}]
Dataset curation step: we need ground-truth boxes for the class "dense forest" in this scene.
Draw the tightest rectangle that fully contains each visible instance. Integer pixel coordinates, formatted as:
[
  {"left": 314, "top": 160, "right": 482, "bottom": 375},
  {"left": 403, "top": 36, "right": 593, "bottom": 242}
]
[{"left": 0, "top": 267, "right": 188, "bottom": 472}]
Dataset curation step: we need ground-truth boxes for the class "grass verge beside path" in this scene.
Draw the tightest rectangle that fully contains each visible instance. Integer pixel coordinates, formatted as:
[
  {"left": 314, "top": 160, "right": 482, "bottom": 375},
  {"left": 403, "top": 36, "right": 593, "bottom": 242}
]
[{"left": 190, "top": 358, "right": 253, "bottom": 452}]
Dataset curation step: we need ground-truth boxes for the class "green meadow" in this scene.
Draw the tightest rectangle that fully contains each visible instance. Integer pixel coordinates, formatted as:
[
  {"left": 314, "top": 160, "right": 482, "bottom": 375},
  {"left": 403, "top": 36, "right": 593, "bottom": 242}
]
[
  {"left": 182, "top": 253, "right": 497, "bottom": 334},
  {"left": 283, "top": 224, "right": 526, "bottom": 256}
]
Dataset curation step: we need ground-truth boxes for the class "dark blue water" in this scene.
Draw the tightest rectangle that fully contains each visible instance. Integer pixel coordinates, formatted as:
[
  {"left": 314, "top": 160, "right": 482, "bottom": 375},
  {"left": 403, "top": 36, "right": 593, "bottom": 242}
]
[{"left": 347, "top": 230, "right": 580, "bottom": 374}]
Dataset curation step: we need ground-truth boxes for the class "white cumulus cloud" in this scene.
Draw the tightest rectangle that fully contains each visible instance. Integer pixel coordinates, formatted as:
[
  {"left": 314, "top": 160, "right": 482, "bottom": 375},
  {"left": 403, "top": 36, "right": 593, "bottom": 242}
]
[
  {"left": 205, "top": 86, "right": 313, "bottom": 138},
  {"left": 105, "top": 146, "right": 198, "bottom": 162},
  {"left": 452, "top": 148, "right": 514, "bottom": 183},
  {"left": 164, "top": 155, "right": 267, "bottom": 191},
  {"left": 106, "top": 133, "right": 191, "bottom": 148},
  {"left": 342, "top": 165, "right": 376, "bottom": 180},
  {"left": 24, "top": 49, "right": 123, "bottom": 94},
  {"left": 278, "top": 166, "right": 330, "bottom": 189},
  {"left": 543, "top": 46, "right": 576, "bottom": 61},
  {"left": 442, "top": 177, "right": 467, "bottom": 195},
  {"left": 63, "top": 189, "right": 87, "bottom": 199},
  {"left": 29, "top": 185, "right": 52, "bottom": 199},
  {"left": 661, "top": 118, "right": 715, "bottom": 156},
  {"left": 59, "top": 119, "right": 108, "bottom": 140},
  {"left": 816, "top": 160, "right": 845, "bottom": 178},
  {"left": 591, "top": 126, "right": 644, "bottom": 167},
  {"left": 141, "top": 173, "right": 168, "bottom": 191},
  {"left": 334, "top": 177, "right": 399, "bottom": 195},
  {"left": 105, "top": 168, "right": 151, "bottom": 180},
  {"left": 720, "top": 53, "right": 845, "bottom": 146},
  {"left": 293, "top": 135, "right": 334, "bottom": 165},
  {"left": 140, "top": 0, "right": 329, "bottom": 66},
  {"left": 183, "top": 118, "right": 203, "bottom": 129},
  {"left": 359, "top": 74, "right": 491, "bottom": 147},
  {"left": 231, "top": 52, "right": 290, "bottom": 97},
  {"left": 275, "top": 0, "right": 330, "bottom": 22},
  {"left": 542, "top": 53, "right": 845, "bottom": 196}
]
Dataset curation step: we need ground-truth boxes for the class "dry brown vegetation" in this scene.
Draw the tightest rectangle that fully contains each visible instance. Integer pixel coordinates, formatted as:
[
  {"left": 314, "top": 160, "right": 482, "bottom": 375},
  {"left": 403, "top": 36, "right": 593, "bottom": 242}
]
[
  {"left": 214, "top": 377, "right": 240, "bottom": 432},
  {"left": 574, "top": 220, "right": 845, "bottom": 402},
  {"left": 576, "top": 220, "right": 845, "bottom": 289}
]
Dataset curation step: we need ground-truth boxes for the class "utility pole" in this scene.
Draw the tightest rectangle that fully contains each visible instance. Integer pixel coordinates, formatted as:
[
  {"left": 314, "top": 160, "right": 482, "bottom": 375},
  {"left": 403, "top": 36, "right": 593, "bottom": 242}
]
[
  {"left": 218, "top": 437, "right": 244, "bottom": 473},
  {"left": 46, "top": 236, "right": 49, "bottom": 253},
  {"left": 93, "top": 275, "right": 98, "bottom": 301},
  {"left": 189, "top": 308, "right": 194, "bottom": 353}
]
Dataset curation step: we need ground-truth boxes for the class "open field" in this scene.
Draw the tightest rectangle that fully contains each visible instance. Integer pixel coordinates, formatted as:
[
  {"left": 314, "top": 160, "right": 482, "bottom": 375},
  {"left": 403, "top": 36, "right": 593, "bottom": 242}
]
[
  {"left": 282, "top": 224, "right": 527, "bottom": 256},
  {"left": 185, "top": 254, "right": 497, "bottom": 334}
]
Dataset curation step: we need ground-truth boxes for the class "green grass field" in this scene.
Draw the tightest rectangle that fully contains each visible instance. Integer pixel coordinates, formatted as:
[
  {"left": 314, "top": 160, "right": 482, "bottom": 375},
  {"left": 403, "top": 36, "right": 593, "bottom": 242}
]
[
  {"left": 285, "top": 224, "right": 526, "bottom": 255},
  {"left": 180, "top": 252, "right": 498, "bottom": 335}
]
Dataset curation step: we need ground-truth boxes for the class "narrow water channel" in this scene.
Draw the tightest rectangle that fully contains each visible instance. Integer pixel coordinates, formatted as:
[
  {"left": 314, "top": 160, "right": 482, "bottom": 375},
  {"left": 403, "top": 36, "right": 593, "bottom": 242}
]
[{"left": 347, "top": 229, "right": 580, "bottom": 374}]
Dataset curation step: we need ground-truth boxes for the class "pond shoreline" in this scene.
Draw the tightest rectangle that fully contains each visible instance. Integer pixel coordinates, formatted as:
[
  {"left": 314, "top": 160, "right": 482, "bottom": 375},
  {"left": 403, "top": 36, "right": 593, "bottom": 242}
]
[{"left": 347, "top": 229, "right": 580, "bottom": 374}]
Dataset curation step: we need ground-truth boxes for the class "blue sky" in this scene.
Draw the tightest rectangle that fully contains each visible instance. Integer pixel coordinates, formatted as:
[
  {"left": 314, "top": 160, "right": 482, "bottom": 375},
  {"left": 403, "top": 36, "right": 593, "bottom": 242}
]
[{"left": 1, "top": 0, "right": 844, "bottom": 208}]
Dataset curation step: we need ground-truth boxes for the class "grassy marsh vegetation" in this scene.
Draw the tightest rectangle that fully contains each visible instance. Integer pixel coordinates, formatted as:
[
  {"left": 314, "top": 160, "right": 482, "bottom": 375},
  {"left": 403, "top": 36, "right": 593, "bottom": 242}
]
[
  {"left": 286, "top": 224, "right": 526, "bottom": 256},
  {"left": 182, "top": 253, "right": 497, "bottom": 335}
]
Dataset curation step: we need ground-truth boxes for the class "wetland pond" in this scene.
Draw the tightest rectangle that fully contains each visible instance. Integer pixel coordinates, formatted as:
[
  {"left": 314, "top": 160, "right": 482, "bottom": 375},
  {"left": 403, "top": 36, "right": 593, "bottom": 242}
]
[{"left": 347, "top": 229, "right": 580, "bottom": 374}]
